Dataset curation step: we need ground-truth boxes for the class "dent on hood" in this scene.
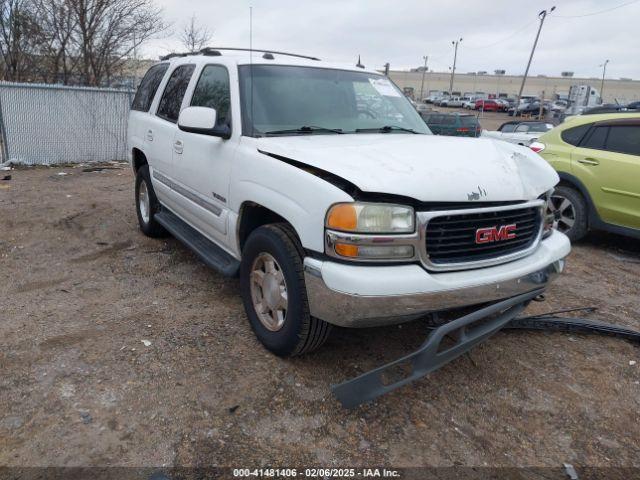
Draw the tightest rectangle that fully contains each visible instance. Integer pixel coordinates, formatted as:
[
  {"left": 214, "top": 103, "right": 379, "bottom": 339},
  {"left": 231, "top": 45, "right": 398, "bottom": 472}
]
[{"left": 492, "top": 141, "right": 559, "bottom": 197}]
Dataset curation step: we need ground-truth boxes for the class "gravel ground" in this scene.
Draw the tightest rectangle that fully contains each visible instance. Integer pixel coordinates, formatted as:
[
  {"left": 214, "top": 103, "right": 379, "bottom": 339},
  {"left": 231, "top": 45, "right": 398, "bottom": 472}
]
[{"left": 1, "top": 164, "right": 639, "bottom": 470}]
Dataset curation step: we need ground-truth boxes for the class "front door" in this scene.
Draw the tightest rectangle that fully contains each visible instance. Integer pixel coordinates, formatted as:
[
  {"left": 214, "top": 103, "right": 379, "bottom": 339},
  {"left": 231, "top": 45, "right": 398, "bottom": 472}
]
[{"left": 171, "top": 64, "right": 237, "bottom": 244}]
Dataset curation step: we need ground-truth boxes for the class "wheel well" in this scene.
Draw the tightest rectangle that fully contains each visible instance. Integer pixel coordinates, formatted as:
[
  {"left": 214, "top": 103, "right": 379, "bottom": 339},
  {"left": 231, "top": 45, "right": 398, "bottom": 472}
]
[
  {"left": 132, "top": 148, "right": 147, "bottom": 174},
  {"left": 556, "top": 177, "right": 591, "bottom": 226},
  {"left": 238, "top": 203, "right": 294, "bottom": 250}
]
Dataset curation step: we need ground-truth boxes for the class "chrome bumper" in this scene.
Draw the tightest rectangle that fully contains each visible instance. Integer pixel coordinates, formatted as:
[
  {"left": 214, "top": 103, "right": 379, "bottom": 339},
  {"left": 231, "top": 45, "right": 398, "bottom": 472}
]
[{"left": 304, "top": 258, "right": 566, "bottom": 328}]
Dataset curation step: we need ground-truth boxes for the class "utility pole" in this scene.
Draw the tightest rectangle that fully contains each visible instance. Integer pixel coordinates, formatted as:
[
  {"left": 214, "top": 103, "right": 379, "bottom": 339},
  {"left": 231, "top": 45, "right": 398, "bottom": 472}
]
[
  {"left": 515, "top": 7, "right": 555, "bottom": 117},
  {"left": 449, "top": 39, "right": 462, "bottom": 95},
  {"left": 419, "top": 55, "right": 428, "bottom": 101},
  {"left": 599, "top": 59, "right": 609, "bottom": 103}
]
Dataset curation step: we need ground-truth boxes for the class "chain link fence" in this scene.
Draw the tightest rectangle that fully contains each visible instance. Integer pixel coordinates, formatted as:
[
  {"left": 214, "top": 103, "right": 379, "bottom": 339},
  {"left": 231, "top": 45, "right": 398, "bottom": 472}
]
[{"left": 0, "top": 82, "right": 134, "bottom": 166}]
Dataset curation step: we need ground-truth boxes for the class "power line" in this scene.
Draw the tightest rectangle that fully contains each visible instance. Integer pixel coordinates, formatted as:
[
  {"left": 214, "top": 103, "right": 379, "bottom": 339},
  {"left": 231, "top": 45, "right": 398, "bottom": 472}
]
[
  {"left": 464, "top": 19, "right": 537, "bottom": 50},
  {"left": 550, "top": 0, "right": 640, "bottom": 18}
]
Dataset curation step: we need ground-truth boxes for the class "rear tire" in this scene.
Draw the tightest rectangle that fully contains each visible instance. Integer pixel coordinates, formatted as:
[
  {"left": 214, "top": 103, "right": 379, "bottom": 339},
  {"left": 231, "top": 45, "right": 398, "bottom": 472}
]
[
  {"left": 135, "top": 165, "right": 167, "bottom": 238},
  {"left": 240, "top": 223, "right": 332, "bottom": 357},
  {"left": 549, "top": 185, "right": 588, "bottom": 241}
]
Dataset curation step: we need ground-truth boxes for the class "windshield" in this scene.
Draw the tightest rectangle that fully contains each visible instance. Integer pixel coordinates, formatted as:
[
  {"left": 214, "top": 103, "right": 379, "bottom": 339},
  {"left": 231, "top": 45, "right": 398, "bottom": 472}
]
[{"left": 238, "top": 65, "right": 431, "bottom": 136}]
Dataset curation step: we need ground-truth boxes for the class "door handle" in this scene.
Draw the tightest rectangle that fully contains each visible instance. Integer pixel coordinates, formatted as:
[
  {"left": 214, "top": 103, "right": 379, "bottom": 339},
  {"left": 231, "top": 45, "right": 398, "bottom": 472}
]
[
  {"left": 173, "top": 140, "right": 184, "bottom": 155},
  {"left": 577, "top": 158, "right": 599, "bottom": 166},
  {"left": 146, "top": 129, "right": 154, "bottom": 142}
]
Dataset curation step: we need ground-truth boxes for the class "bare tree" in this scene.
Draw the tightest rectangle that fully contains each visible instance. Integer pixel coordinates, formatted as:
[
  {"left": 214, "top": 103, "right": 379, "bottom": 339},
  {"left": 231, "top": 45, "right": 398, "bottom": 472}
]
[
  {"left": 68, "top": 0, "right": 165, "bottom": 86},
  {"left": 33, "top": 0, "right": 78, "bottom": 83},
  {"left": 179, "top": 14, "right": 211, "bottom": 52},
  {"left": 0, "top": 0, "right": 40, "bottom": 81},
  {"left": 0, "top": 0, "right": 165, "bottom": 85}
]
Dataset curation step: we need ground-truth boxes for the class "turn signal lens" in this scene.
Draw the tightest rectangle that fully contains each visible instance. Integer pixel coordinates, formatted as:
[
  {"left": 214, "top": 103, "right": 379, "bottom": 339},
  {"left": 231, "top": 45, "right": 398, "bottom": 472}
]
[
  {"left": 326, "top": 204, "right": 358, "bottom": 231},
  {"left": 334, "top": 243, "right": 359, "bottom": 257}
]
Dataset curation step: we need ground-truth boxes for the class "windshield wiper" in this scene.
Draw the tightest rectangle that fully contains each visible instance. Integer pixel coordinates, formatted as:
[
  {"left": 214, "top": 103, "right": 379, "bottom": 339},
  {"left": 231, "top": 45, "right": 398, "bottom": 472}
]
[
  {"left": 264, "top": 126, "right": 343, "bottom": 136},
  {"left": 355, "top": 125, "right": 420, "bottom": 134}
]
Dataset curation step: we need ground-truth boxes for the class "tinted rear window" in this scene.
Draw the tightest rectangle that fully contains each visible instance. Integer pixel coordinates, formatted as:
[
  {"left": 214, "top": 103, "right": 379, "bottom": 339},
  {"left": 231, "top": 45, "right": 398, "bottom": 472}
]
[
  {"left": 426, "top": 115, "right": 455, "bottom": 125},
  {"left": 459, "top": 116, "right": 479, "bottom": 126},
  {"left": 156, "top": 64, "right": 196, "bottom": 123},
  {"left": 605, "top": 126, "right": 640, "bottom": 156},
  {"left": 561, "top": 123, "right": 591, "bottom": 146},
  {"left": 131, "top": 64, "right": 169, "bottom": 112},
  {"left": 581, "top": 126, "right": 608, "bottom": 150}
]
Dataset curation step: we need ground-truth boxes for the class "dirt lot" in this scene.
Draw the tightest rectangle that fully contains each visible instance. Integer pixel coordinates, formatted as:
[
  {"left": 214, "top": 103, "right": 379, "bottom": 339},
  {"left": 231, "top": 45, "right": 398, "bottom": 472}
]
[{"left": 1, "top": 165, "right": 639, "bottom": 471}]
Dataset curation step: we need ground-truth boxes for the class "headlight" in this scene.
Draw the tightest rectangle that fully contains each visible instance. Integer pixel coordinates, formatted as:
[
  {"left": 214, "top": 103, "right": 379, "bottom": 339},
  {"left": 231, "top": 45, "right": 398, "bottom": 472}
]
[
  {"left": 325, "top": 202, "right": 416, "bottom": 262},
  {"left": 326, "top": 203, "right": 415, "bottom": 233}
]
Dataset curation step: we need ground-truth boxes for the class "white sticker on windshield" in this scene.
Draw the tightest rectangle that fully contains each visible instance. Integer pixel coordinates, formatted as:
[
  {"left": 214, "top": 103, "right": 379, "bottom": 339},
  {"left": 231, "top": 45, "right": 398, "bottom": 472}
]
[{"left": 369, "top": 77, "right": 401, "bottom": 97}]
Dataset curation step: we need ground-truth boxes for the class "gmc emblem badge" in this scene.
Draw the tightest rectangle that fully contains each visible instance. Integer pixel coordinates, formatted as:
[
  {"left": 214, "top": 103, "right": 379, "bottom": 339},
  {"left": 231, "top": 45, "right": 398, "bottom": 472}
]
[{"left": 475, "top": 224, "right": 517, "bottom": 244}]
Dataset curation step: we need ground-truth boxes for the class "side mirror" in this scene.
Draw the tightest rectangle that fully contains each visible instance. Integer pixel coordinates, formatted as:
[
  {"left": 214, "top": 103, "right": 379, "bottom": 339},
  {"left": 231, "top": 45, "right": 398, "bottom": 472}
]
[{"left": 178, "top": 106, "right": 231, "bottom": 139}]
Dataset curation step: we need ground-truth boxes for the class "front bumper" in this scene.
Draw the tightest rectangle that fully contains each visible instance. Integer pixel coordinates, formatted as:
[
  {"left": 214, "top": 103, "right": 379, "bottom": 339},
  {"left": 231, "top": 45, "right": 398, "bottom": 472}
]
[{"left": 304, "top": 230, "right": 571, "bottom": 327}]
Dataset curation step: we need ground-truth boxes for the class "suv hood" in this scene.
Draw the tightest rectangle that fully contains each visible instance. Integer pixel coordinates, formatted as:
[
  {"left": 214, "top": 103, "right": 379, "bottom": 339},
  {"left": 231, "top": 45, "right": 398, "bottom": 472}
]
[{"left": 256, "top": 134, "right": 558, "bottom": 202}]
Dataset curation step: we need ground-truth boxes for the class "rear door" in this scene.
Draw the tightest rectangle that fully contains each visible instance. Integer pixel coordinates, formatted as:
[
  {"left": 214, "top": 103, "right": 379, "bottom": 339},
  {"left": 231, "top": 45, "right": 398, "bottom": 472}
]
[
  {"left": 146, "top": 63, "right": 196, "bottom": 209},
  {"left": 128, "top": 63, "right": 169, "bottom": 161},
  {"left": 571, "top": 123, "right": 640, "bottom": 228}
]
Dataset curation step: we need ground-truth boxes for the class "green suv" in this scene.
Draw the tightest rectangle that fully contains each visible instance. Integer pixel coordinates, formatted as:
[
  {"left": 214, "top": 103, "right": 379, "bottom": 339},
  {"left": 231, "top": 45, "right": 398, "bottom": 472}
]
[{"left": 530, "top": 113, "right": 640, "bottom": 241}]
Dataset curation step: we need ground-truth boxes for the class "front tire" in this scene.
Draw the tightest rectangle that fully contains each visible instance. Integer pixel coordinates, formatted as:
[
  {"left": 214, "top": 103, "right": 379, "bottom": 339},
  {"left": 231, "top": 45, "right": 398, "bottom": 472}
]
[
  {"left": 135, "top": 165, "right": 166, "bottom": 238},
  {"left": 548, "top": 185, "right": 588, "bottom": 241},
  {"left": 240, "top": 224, "right": 332, "bottom": 357}
]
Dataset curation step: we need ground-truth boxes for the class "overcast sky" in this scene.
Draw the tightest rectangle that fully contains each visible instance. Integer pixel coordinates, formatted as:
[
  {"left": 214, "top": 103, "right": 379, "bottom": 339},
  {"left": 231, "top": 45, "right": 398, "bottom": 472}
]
[{"left": 143, "top": 0, "right": 640, "bottom": 79}]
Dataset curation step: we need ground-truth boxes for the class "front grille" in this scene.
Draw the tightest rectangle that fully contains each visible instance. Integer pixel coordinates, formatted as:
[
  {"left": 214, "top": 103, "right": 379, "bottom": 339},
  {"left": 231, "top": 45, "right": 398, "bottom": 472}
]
[{"left": 425, "top": 206, "right": 541, "bottom": 266}]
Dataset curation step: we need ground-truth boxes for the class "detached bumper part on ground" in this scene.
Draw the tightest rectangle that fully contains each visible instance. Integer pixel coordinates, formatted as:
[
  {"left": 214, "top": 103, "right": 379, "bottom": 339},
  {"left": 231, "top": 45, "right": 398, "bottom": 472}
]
[{"left": 332, "top": 289, "right": 543, "bottom": 409}]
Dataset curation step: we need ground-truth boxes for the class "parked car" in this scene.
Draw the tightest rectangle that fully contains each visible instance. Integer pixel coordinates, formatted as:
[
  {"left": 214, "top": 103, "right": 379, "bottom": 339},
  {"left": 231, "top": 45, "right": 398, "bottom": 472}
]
[
  {"left": 530, "top": 113, "right": 640, "bottom": 241},
  {"left": 494, "top": 99, "right": 510, "bottom": 111},
  {"left": 550, "top": 100, "right": 568, "bottom": 112},
  {"left": 128, "top": 48, "right": 568, "bottom": 361},
  {"left": 509, "top": 101, "right": 548, "bottom": 117},
  {"left": 462, "top": 98, "right": 478, "bottom": 109},
  {"left": 475, "top": 99, "right": 500, "bottom": 112},
  {"left": 482, "top": 121, "right": 554, "bottom": 145},
  {"left": 627, "top": 101, "right": 640, "bottom": 110},
  {"left": 443, "top": 96, "right": 470, "bottom": 108},
  {"left": 420, "top": 112, "right": 481, "bottom": 137}
]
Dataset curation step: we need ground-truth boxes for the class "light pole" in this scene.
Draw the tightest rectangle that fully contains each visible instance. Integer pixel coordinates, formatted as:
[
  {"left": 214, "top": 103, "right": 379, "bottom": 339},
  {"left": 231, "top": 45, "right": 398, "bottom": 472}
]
[
  {"left": 449, "top": 38, "right": 462, "bottom": 95},
  {"left": 419, "top": 55, "right": 428, "bottom": 101},
  {"left": 599, "top": 59, "right": 609, "bottom": 102},
  {"left": 495, "top": 69, "right": 505, "bottom": 97},
  {"left": 515, "top": 7, "right": 555, "bottom": 116}
]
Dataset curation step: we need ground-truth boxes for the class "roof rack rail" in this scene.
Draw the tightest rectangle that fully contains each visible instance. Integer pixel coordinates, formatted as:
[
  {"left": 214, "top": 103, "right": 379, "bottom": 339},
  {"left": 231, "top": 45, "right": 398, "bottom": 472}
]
[
  {"left": 159, "top": 47, "right": 321, "bottom": 62},
  {"left": 200, "top": 47, "right": 320, "bottom": 61},
  {"left": 159, "top": 52, "right": 190, "bottom": 61}
]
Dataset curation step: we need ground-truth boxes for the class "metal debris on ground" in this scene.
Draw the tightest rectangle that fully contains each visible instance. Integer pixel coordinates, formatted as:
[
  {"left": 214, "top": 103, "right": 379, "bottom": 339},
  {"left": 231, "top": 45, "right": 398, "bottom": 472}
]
[{"left": 563, "top": 463, "right": 579, "bottom": 479}]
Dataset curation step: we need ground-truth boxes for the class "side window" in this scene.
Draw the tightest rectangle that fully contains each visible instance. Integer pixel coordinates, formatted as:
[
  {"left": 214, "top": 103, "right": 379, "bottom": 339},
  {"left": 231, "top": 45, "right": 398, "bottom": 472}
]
[
  {"left": 561, "top": 123, "right": 591, "bottom": 146},
  {"left": 156, "top": 64, "right": 196, "bottom": 123},
  {"left": 190, "top": 65, "right": 231, "bottom": 127},
  {"left": 500, "top": 124, "right": 516, "bottom": 133},
  {"left": 514, "top": 124, "right": 530, "bottom": 133},
  {"left": 131, "top": 64, "right": 169, "bottom": 112},
  {"left": 581, "top": 126, "right": 609, "bottom": 150},
  {"left": 605, "top": 126, "right": 640, "bottom": 156}
]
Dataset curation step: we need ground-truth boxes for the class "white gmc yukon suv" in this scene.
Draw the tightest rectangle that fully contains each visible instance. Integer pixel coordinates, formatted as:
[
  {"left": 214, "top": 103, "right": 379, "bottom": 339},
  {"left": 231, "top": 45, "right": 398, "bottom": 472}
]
[{"left": 127, "top": 48, "right": 570, "bottom": 361}]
